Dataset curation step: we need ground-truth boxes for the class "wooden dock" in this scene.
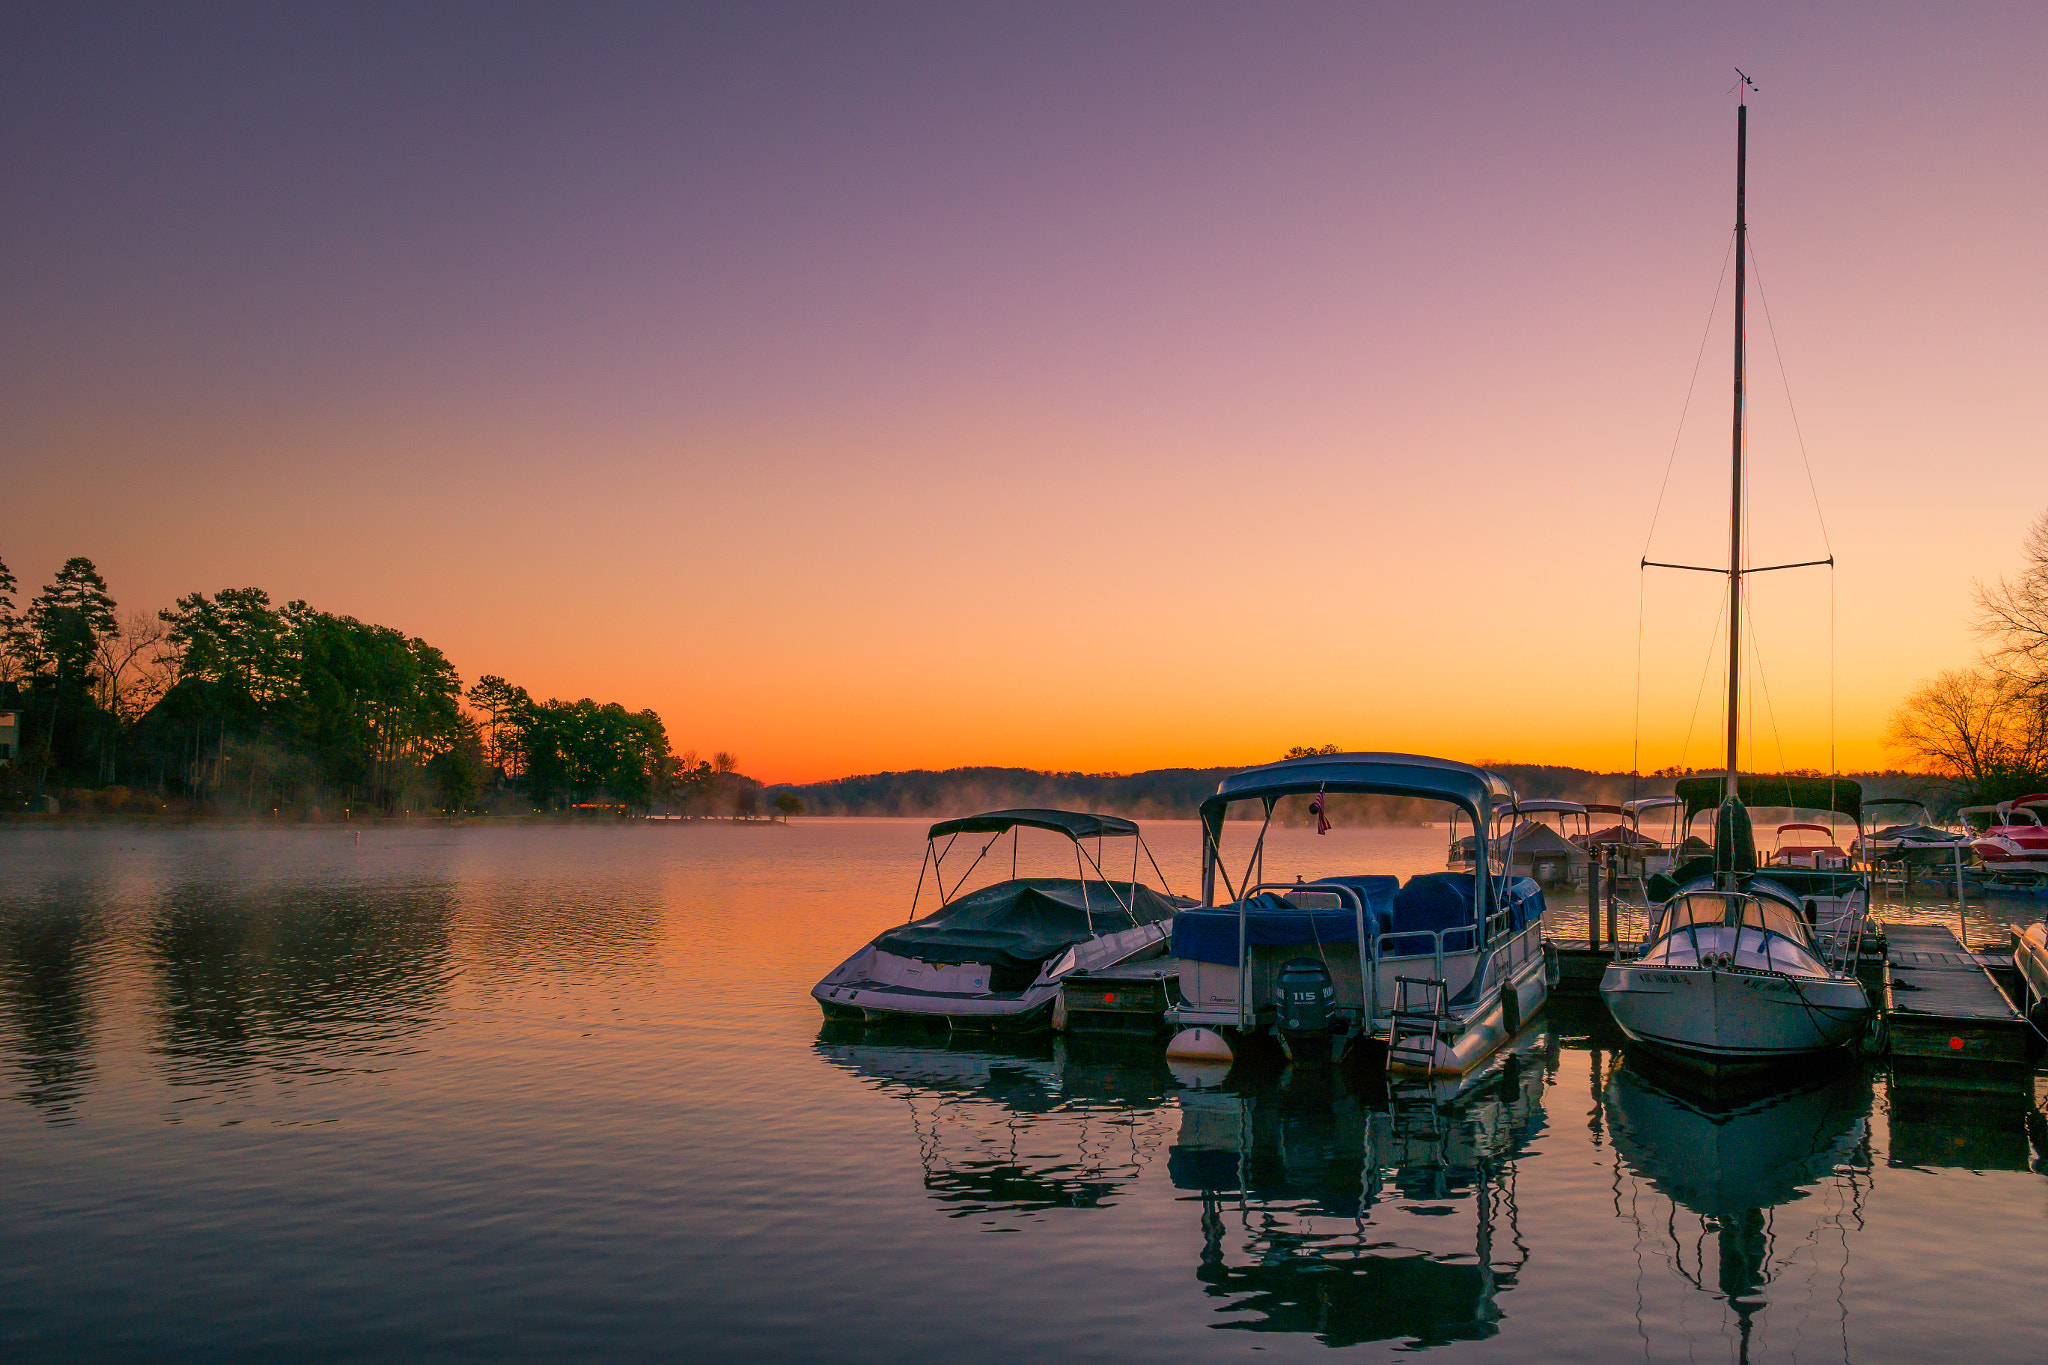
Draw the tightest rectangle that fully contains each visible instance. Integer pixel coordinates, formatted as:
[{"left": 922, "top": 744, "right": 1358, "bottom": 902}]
[
  {"left": 1883, "top": 923, "right": 2034, "bottom": 1089},
  {"left": 1063, "top": 924, "right": 2043, "bottom": 1092}
]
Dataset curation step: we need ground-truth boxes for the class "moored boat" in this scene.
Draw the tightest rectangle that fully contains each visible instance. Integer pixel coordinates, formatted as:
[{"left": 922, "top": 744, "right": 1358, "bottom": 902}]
[
  {"left": 1965, "top": 795, "right": 2048, "bottom": 881},
  {"left": 1601, "top": 873, "right": 1872, "bottom": 1073},
  {"left": 1167, "top": 752, "right": 1550, "bottom": 1077},
  {"left": 1600, "top": 88, "right": 1873, "bottom": 1074},
  {"left": 813, "top": 808, "right": 1186, "bottom": 1030},
  {"left": 1854, "top": 797, "right": 1973, "bottom": 871}
]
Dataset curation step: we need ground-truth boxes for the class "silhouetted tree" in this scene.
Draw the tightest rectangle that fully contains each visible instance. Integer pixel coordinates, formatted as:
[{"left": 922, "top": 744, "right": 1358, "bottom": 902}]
[{"left": 1978, "top": 509, "right": 2048, "bottom": 696}]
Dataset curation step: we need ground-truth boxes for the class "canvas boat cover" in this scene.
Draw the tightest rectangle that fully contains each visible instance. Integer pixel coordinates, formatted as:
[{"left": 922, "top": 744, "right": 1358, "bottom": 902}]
[
  {"left": 1171, "top": 874, "right": 1545, "bottom": 966},
  {"left": 1582, "top": 824, "right": 1661, "bottom": 848},
  {"left": 1507, "top": 822, "right": 1586, "bottom": 859},
  {"left": 926, "top": 809, "right": 1139, "bottom": 841},
  {"left": 1675, "top": 774, "right": 1862, "bottom": 822},
  {"left": 1868, "top": 823, "right": 1964, "bottom": 844},
  {"left": 873, "top": 877, "right": 1177, "bottom": 974}
]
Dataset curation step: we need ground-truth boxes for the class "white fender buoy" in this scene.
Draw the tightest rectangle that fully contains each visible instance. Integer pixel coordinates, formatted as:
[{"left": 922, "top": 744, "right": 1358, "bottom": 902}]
[{"left": 1166, "top": 1027, "right": 1232, "bottom": 1063}]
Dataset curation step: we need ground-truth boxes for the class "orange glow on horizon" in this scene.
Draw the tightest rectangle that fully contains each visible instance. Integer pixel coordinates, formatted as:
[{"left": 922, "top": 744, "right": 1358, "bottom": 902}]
[{"left": 6, "top": 9, "right": 2042, "bottom": 786}]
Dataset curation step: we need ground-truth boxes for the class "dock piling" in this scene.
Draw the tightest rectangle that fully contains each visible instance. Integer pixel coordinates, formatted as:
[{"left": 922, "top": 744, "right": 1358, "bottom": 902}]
[{"left": 1587, "top": 849, "right": 1600, "bottom": 952}]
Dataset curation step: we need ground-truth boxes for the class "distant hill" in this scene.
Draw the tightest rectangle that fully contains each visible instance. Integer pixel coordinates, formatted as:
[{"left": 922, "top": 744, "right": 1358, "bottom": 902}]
[{"left": 766, "top": 764, "right": 1952, "bottom": 821}]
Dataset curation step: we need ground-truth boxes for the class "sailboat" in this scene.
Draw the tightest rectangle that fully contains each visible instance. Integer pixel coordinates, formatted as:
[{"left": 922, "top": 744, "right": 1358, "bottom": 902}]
[{"left": 1599, "top": 86, "right": 1875, "bottom": 1073}]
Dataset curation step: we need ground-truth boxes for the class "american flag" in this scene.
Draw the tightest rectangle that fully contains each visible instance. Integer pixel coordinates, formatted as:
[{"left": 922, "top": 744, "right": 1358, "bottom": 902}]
[{"left": 1310, "top": 781, "right": 1331, "bottom": 836}]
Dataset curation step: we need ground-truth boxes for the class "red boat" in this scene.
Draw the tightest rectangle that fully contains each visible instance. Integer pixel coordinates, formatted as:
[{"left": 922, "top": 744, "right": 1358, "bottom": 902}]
[{"left": 1965, "top": 795, "right": 2048, "bottom": 876}]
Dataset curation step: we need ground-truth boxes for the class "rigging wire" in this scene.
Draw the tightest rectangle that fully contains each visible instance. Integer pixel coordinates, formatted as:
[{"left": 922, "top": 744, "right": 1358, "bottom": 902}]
[
  {"left": 1678, "top": 594, "right": 1731, "bottom": 773},
  {"left": 1632, "top": 571, "right": 1647, "bottom": 802},
  {"left": 1643, "top": 232, "right": 1739, "bottom": 560},
  {"left": 1745, "top": 589, "right": 1791, "bottom": 778},
  {"left": 1747, "top": 239, "right": 1833, "bottom": 556}
]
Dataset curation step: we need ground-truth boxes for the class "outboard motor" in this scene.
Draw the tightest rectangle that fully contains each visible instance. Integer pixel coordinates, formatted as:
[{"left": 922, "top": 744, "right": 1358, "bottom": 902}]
[{"left": 1277, "top": 957, "right": 1336, "bottom": 1063}]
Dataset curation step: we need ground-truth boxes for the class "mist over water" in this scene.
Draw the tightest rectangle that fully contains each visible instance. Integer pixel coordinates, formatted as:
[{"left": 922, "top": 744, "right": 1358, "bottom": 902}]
[{"left": 2, "top": 821, "right": 2045, "bottom": 1362}]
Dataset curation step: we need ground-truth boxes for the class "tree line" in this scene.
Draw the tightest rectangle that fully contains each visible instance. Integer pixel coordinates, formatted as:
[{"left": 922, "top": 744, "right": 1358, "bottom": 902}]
[
  {"left": 770, "top": 749, "right": 1932, "bottom": 823},
  {"left": 1888, "top": 510, "right": 2048, "bottom": 808},
  {"left": 0, "top": 551, "right": 770, "bottom": 818}
]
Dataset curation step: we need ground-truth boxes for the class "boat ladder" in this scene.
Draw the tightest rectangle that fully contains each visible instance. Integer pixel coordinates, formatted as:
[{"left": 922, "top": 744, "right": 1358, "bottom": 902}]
[
  {"left": 1385, "top": 975, "right": 1450, "bottom": 1074},
  {"left": 1385, "top": 1079, "right": 1449, "bottom": 1171}
]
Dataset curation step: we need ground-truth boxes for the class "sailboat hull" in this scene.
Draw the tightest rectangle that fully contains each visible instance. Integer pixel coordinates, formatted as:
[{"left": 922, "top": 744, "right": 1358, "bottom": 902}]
[{"left": 1600, "top": 961, "right": 1870, "bottom": 1073}]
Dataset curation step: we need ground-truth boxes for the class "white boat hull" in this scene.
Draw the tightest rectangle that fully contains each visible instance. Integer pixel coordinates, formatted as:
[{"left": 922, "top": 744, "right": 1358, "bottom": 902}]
[
  {"left": 814, "top": 921, "right": 1169, "bottom": 1029},
  {"left": 2017, "top": 924, "right": 2048, "bottom": 1019},
  {"left": 1600, "top": 960, "right": 1870, "bottom": 1071}
]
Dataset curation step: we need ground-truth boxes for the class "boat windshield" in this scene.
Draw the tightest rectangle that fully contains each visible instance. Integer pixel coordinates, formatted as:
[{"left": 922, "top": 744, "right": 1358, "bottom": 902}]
[{"left": 1641, "top": 892, "right": 1828, "bottom": 976}]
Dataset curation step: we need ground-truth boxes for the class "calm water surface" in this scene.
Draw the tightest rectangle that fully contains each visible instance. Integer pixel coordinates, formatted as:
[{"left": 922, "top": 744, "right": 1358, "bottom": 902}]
[{"left": 3, "top": 820, "right": 2046, "bottom": 1362}]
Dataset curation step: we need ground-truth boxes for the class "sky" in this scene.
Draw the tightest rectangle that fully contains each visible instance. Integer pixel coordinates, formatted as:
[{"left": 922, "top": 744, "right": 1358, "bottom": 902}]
[{"left": 3, "top": 2, "right": 2044, "bottom": 783}]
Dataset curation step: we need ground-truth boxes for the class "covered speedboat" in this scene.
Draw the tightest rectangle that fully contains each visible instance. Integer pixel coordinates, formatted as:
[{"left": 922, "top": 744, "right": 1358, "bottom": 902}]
[
  {"left": 1166, "top": 753, "right": 1549, "bottom": 1076},
  {"left": 1854, "top": 797, "right": 1972, "bottom": 873},
  {"left": 813, "top": 809, "right": 1185, "bottom": 1030}
]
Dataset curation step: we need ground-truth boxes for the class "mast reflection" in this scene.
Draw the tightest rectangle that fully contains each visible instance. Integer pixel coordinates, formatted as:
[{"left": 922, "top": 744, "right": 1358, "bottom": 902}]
[{"left": 1602, "top": 1053, "right": 1873, "bottom": 1362}]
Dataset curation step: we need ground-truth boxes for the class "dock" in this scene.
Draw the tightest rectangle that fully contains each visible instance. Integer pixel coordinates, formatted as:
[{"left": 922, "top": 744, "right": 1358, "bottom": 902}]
[
  {"left": 1059, "top": 958, "right": 1176, "bottom": 1034},
  {"left": 1068, "top": 924, "right": 2041, "bottom": 1091},
  {"left": 1883, "top": 923, "right": 2034, "bottom": 1089}
]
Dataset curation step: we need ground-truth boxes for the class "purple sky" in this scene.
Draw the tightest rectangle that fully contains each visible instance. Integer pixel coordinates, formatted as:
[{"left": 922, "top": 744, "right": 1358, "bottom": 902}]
[{"left": 4, "top": 3, "right": 2044, "bottom": 779}]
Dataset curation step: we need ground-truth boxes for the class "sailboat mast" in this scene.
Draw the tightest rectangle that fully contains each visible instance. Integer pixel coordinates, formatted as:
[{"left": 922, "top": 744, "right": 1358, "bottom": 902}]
[{"left": 1725, "top": 97, "right": 1748, "bottom": 805}]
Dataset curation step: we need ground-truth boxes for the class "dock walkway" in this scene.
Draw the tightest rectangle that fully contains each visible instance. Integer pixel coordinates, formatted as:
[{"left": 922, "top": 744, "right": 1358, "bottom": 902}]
[{"left": 1884, "top": 923, "right": 2033, "bottom": 1088}]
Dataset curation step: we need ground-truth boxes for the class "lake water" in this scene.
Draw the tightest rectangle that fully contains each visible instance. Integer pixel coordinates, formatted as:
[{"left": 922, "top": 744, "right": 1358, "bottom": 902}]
[{"left": 3, "top": 819, "right": 2046, "bottom": 1362}]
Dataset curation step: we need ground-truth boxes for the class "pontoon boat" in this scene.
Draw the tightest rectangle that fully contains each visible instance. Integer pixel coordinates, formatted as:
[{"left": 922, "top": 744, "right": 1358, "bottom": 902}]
[{"left": 1166, "top": 752, "right": 1549, "bottom": 1076}]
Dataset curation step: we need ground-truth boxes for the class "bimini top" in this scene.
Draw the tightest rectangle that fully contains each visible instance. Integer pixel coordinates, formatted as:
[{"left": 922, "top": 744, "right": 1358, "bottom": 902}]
[
  {"left": 1517, "top": 798, "right": 1588, "bottom": 816},
  {"left": 926, "top": 808, "right": 1140, "bottom": 842},
  {"left": 1199, "top": 752, "right": 1516, "bottom": 839},
  {"left": 1623, "top": 797, "right": 1680, "bottom": 815},
  {"left": 1674, "top": 774, "right": 1862, "bottom": 823}
]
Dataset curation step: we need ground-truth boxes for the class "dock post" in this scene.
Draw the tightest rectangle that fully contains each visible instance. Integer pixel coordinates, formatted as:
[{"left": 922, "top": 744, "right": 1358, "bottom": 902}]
[
  {"left": 1605, "top": 848, "right": 1619, "bottom": 949},
  {"left": 1587, "top": 848, "right": 1600, "bottom": 951},
  {"left": 1955, "top": 841, "right": 1967, "bottom": 947}
]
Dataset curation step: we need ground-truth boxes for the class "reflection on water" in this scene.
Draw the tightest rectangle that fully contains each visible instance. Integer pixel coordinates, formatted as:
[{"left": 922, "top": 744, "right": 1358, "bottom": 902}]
[
  {"left": 0, "top": 908, "right": 103, "bottom": 1119},
  {"left": 144, "top": 881, "right": 459, "bottom": 1100},
  {"left": 1603, "top": 1056, "right": 1872, "bottom": 1361},
  {"left": 2, "top": 822, "right": 2047, "bottom": 1362},
  {"left": 1175, "top": 1048, "right": 1549, "bottom": 1350},
  {"left": 823, "top": 1024, "right": 1554, "bottom": 1350},
  {"left": 818, "top": 1029, "right": 1176, "bottom": 1215}
]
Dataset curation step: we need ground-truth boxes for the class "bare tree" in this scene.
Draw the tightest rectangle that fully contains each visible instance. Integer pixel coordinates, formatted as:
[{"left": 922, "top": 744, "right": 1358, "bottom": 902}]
[
  {"left": 1977, "top": 509, "right": 2048, "bottom": 692},
  {"left": 1886, "top": 667, "right": 2048, "bottom": 784},
  {"left": 712, "top": 751, "right": 738, "bottom": 774},
  {"left": 95, "top": 610, "right": 177, "bottom": 724}
]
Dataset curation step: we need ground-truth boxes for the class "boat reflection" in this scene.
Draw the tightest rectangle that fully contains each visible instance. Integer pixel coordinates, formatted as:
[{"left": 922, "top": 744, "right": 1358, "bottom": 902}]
[
  {"left": 814, "top": 1025, "right": 1176, "bottom": 1215},
  {"left": 818, "top": 1020, "right": 1555, "bottom": 1347},
  {"left": 1172, "top": 1036, "right": 1551, "bottom": 1349},
  {"left": 1601, "top": 1053, "right": 1874, "bottom": 1361}
]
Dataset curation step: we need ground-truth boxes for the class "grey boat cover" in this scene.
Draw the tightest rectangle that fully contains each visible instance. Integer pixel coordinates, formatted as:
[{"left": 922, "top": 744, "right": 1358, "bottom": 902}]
[
  {"left": 874, "top": 877, "right": 1178, "bottom": 974},
  {"left": 1868, "top": 823, "right": 1964, "bottom": 844}
]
